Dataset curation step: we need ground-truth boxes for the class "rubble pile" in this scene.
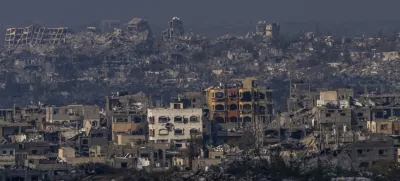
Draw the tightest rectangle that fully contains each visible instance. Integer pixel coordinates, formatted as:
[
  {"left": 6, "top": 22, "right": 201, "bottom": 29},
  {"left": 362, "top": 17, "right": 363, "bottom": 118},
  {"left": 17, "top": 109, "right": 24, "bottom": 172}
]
[{"left": 0, "top": 17, "right": 400, "bottom": 109}]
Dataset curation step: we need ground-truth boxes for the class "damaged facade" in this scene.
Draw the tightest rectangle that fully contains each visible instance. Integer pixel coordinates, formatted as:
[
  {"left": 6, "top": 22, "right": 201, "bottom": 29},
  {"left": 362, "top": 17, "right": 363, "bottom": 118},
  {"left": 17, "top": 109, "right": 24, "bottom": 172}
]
[{"left": 5, "top": 25, "right": 68, "bottom": 48}]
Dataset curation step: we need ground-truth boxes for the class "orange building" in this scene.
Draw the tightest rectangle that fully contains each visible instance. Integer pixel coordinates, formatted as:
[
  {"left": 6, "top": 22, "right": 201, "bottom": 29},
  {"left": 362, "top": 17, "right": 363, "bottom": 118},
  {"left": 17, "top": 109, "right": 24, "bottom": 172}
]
[{"left": 205, "top": 77, "right": 273, "bottom": 125}]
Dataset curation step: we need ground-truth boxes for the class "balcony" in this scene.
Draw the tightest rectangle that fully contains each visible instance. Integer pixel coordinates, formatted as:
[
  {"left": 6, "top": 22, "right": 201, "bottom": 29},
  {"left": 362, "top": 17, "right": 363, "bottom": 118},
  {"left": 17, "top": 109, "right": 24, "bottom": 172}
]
[{"left": 159, "top": 129, "right": 169, "bottom": 136}]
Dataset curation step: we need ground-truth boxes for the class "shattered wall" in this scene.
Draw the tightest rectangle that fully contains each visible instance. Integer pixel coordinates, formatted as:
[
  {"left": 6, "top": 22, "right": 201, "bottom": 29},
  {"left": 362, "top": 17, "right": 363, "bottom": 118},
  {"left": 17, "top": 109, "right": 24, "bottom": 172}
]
[{"left": 4, "top": 25, "right": 67, "bottom": 48}]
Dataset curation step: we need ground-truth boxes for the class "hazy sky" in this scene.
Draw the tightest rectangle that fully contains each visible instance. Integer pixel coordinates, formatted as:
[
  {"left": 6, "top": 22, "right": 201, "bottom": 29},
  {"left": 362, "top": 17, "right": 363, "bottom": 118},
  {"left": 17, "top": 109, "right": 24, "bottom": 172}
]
[
  {"left": 1, "top": 0, "right": 400, "bottom": 38},
  {"left": 1, "top": 0, "right": 399, "bottom": 26}
]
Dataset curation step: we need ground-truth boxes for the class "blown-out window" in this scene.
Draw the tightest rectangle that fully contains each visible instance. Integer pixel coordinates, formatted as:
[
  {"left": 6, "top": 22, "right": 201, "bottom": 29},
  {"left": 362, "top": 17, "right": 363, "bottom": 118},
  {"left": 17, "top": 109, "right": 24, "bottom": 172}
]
[
  {"left": 174, "top": 129, "right": 184, "bottom": 135},
  {"left": 159, "top": 116, "right": 169, "bottom": 123},
  {"left": 190, "top": 129, "right": 199, "bottom": 134},
  {"left": 190, "top": 116, "right": 199, "bottom": 122},
  {"left": 229, "top": 104, "right": 238, "bottom": 110},
  {"left": 174, "top": 116, "right": 183, "bottom": 122},
  {"left": 215, "top": 104, "right": 225, "bottom": 111}
]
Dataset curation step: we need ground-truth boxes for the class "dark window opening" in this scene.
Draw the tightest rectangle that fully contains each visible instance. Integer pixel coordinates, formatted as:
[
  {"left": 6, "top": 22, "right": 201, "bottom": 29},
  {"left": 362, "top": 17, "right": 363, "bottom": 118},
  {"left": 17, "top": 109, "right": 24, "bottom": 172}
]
[
  {"left": 229, "top": 104, "right": 238, "bottom": 110},
  {"left": 259, "top": 93, "right": 265, "bottom": 99},
  {"left": 134, "top": 117, "right": 142, "bottom": 123},
  {"left": 243, "top": 116, "right": 251, "bottom": 122},
  {"left": 159, "top": 116, "right": 169, "bottom": 123},
  {"left": 82, "top": 139, "right": 89, "bottom": 145},
  {"left": 173, "top": 104, "right": 181, "bottom": 109},
  {"left": 243, "top": 104, "right": 251, "bottom": 111},
  {"left": 357, "top": 112, "right": 364, "bottom": 117},
  {"left": 379, "top": 149, "right": 386, "bottom": 156},
  {"left": 31, "top": 150, "right": 38, "bottom": 155},
  {"left": 357, "top": 149, "right": 364, "bottom": 156},
  {"left": 174, "top": 116, "right": 183, "bottom": 122},
  {"left": 215, "top": 104, "right": 225, "bottom": 111},
  {"left": 190, "top": 116, "right": 199, "bottom": 122},
  {"left": 215, "top": 92, "right": 224, "bottom": 99},
  {"left": 190, "top": 129, "right": 199, "bottom": 134},
  {"left": 230, "top": 117, "right": 238, "bottom": 122},
  {"left": 174, "top": 129, "right": 184, "bottom": 135},
  {"left": 340, "top": 113, "right": 346, "bottom": 116},
  {"left": 325, "top": 113, "right": 331, "bottom": 117},
  {"left": 2, "top": 150, "right": 6, "bottom": 155},
  {"left": 241, "top": 92, "right": 252, "bottom": 102},
  {"left": 121, "top": 162, "right": 128, "bottom": 168},
  {"left": 381, "top": 125, "right": 388, "bottom": 130}
]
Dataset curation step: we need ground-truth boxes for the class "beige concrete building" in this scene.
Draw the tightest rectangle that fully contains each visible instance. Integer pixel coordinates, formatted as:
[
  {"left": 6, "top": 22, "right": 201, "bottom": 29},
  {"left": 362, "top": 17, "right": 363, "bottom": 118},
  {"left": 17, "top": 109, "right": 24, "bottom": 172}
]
[
  {"left": 0, "top": 146, "right": 15, "bottom": 166},
  {"left": 46, "top": 105, "right": 100, "bottom": 130},
  {"left": 147, "top": 102, "right": 202, "bottom": 149}
]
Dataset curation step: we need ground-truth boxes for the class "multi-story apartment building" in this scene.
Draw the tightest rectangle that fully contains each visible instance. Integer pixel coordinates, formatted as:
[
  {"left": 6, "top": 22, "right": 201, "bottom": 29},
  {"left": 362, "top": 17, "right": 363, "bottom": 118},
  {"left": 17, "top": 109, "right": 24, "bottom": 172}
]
[
  {"left": 45, "top": 105, "right": 100, "bottom": 130},
  {"left": 106, "top": 92, "right": 150, "bottom": 144},
  {"left": 204, "top": 77, "right": 273, "bottom": 144},
  {"left": 147, "top": 102, "right": 202, "bottom": 149},
  {"left": 205, "top": 77, "right": 273, "bottom": 124}
]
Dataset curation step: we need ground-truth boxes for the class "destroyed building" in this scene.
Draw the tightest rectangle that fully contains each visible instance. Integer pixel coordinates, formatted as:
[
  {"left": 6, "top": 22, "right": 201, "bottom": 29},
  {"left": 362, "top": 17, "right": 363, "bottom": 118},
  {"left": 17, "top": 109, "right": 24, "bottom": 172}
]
[
  {"left": 255, "top": 21, "right": 280, "bottom": 39},
  {"left": 106, "top": 92, "right": 150, "bottom": 145},
  {"left": 163, "top": 17, "right": 184, "bottom": 40},
  {"left": 4, "top": 25, "right": 68, "bottom": 48}
]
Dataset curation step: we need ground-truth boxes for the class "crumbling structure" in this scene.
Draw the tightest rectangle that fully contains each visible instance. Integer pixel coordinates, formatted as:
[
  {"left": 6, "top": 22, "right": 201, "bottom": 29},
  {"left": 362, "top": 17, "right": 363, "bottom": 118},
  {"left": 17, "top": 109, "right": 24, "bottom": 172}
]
[
  {"left": 106, "top": 92, "right": 150, "bottom": 145},
  {"left": 163, "top": 17, "right": 184, "bottom": 40},
  {"left": 4, "top": 25, "right": 68, "bottom": 47},
  {"left": 255, "top": 21, "right": 280, "bottom": 39}
]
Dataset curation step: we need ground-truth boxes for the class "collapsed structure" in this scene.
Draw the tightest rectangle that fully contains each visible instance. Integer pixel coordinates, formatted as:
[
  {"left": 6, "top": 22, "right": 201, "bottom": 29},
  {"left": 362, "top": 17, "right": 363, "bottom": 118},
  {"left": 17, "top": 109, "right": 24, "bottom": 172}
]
[
  {"left": 255, "top": 21, "right": 280, "bottom": 39},
  {"left": 4, "top": 25, "right": 68, "bottom": 47}
]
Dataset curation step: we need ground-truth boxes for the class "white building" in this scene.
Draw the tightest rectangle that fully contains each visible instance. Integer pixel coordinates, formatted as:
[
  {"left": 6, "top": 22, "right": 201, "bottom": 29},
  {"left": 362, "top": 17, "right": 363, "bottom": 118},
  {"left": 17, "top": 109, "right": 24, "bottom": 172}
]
[{"left": 147, "top": 102, "right": 202, "bottom": 149}]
